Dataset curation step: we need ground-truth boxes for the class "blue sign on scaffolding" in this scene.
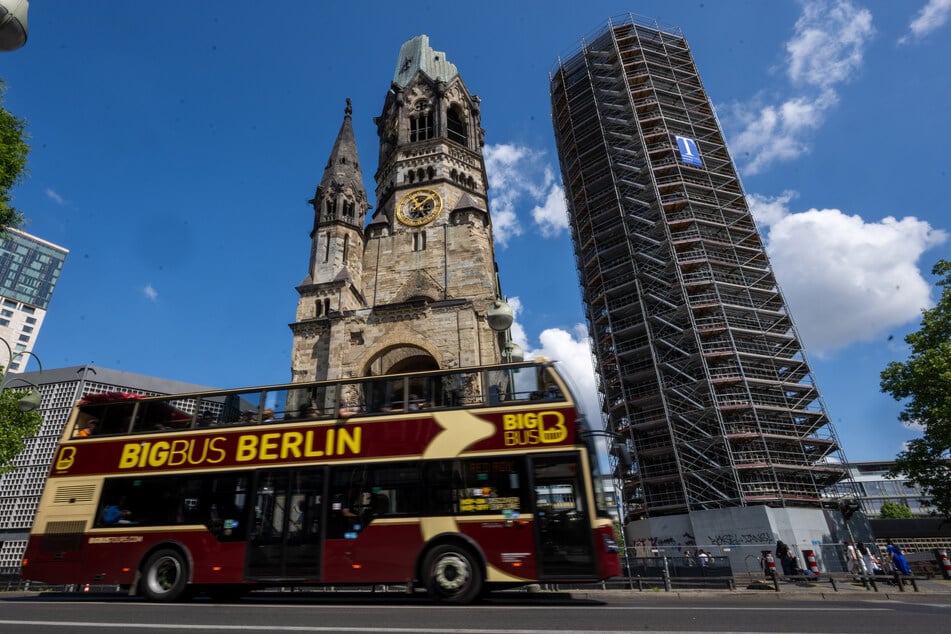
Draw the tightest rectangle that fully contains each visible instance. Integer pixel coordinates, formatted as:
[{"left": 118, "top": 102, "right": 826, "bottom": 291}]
[{"left": 675, "top": 135, "right": 703, "bottom": 167}]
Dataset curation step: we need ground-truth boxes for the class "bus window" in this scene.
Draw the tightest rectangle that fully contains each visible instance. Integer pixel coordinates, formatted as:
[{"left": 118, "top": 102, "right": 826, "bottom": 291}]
[
  {"left": 336, "top": 381, "right": 365, "bottom": 418},
  {"left": 135, "top": 397, "right": 197, "bottom": 432},
  {"left": 435, "top": 371, "right": 479, "bottom": 407},
  {"left": 328, "top": 467, "right": 370, "bottom": 538}
]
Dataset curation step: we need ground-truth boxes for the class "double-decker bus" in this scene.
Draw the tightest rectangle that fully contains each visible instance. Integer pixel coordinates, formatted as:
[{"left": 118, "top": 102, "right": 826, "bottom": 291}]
[{"left": 22, "top": 360, "right": 619, "bottom": 603}]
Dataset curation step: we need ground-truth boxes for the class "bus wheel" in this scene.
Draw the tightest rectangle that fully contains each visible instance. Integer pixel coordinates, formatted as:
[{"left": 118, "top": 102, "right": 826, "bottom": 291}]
[
  {"left": 424, "top": 544, "right": 482, "bottom": 604},
  {"left": 141, "top": 549, "right": 189, "bottom": 602}
]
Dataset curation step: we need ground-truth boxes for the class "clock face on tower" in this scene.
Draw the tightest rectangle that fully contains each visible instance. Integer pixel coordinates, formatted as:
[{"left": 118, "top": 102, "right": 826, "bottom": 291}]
[{"left": 396, "top": 189, "right": 443, "bottom": 226}]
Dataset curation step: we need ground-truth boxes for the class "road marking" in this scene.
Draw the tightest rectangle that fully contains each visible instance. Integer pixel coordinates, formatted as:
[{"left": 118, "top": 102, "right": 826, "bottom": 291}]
[{"left": 0, "top": 623, "right": 874, "bottom": 634}]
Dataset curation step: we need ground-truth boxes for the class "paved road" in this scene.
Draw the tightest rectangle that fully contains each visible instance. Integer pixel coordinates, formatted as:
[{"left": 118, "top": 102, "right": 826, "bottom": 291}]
[{"left": 0, "top": 590, "right": 949, "bottom": 633}]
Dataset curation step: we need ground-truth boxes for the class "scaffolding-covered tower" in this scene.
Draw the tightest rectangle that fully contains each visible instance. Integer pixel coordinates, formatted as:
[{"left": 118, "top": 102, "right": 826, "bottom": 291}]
[{"left": 550, "top": 15, "right": 846, "bottom": 520}]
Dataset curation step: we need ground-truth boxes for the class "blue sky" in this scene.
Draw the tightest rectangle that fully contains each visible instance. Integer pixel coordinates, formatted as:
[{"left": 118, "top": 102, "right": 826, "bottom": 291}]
[{"left": 2, "top": 1, "right": 949, "bottom": 462}]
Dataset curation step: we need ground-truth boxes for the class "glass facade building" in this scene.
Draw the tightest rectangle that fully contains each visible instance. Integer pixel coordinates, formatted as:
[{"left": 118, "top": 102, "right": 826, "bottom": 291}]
[{"left": 0, "top": 228, "right": 68, "bottom": 371}]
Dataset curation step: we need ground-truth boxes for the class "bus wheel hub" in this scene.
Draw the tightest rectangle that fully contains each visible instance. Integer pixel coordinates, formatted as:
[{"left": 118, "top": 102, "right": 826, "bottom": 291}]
[{"left": 434, "top": 554, "right": 470, "bottom": 590}]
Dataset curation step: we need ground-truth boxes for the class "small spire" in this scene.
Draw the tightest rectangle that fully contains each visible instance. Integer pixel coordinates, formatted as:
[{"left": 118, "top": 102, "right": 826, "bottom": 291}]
[{"left": 345, "top": 97, "right": 352, "bottom": 117}]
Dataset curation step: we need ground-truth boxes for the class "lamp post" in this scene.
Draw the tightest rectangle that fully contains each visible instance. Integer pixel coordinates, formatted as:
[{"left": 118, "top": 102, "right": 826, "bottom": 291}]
[
  {"left": 0, "top": 0, "right": 28, "bottom": 51},
  {"left": 0, "top": 336, "right": 43, "bottom": 412}
]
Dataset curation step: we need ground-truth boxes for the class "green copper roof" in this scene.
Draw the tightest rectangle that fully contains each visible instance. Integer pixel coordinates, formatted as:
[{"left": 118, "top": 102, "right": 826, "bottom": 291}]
[{"left": 392, "top": 35, "right": 458, "bottom": 87}]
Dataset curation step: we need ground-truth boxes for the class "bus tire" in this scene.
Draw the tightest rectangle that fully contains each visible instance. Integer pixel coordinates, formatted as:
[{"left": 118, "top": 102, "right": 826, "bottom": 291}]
[
  {"left": 141, "top": 548, "right": 190, "bottom": 602},
  {"left": 424, "top": 543, "right": 482, "bottom": 604}
]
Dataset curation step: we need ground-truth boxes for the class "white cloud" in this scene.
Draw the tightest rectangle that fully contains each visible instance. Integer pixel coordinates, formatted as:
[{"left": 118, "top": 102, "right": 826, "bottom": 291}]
[
  {"left": 143, "top": 284, "right": 158, "bottom": 301},
  {"left": 727, "top": 91, "right": 837, "bottom": 175},
  {"left": 899, "top": 0, "right": 951, "bottom": 44},
  {"left": 509, "top": 296, "right": 602, "bottom": 426},
  {"left": 724, "top": 0, "right": 874, "bottom": 175},
  {"left": 531, "top": 179, "right": 569, "bottom": 238},
  {"left": 786, "top": 0, "right": 874, "bottom": 89},
  {"left": 748, "top": 192, "right": 948, "bottom": 354},
  {"left": 483, "top": 143, "right": 567, "bottom": 246},
  {"left": 46, "top": 188, "right": 66, "bottom": 205}
]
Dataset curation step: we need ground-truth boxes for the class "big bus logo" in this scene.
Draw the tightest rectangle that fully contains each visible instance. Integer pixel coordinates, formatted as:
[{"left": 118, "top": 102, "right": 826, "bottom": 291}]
[
  {"left": 55, "top": 446, "right": 77, "bottom": 471},
  {"left": 502, "top": 411, "right": 567, "bottom": 447}
]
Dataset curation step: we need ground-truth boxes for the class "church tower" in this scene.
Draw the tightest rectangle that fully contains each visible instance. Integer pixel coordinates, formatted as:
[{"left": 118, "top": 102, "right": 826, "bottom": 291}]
[{"left": 291, "top": 35, "right": 511, "bottom": 386}]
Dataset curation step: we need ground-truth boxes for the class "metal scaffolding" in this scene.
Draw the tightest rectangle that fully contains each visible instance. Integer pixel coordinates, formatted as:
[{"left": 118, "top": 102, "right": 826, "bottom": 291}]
[{"left": 550, "top": 14, "right": 847, "bottom": 519}]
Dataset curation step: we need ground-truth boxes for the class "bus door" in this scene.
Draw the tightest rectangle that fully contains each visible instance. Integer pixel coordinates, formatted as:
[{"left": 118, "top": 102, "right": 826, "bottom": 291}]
[
  {"left": 247, "top": 469, "right": 324, "bottom": 579},
  {"left": 531, "top": 454, "right": 597, "bottom": 578}
]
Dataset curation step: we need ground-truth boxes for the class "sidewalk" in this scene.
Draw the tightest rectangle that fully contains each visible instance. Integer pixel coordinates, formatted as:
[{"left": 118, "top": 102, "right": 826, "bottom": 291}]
[{"left": 566, "top": 576, "right": 951, "bottom": 601}]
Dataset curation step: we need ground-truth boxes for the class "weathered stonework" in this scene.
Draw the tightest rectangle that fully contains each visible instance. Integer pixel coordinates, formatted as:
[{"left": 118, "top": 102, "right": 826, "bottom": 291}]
[{"left": 290, "top": 36, "right": 505, "bottom": 386}]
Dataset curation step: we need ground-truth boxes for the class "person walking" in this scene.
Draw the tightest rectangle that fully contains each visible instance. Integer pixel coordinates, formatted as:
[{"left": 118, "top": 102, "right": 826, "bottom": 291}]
[
  {"left": 776, "top": 540, "right": 794, "bottom": 576},
  {"left": 886, "top": 539, "right": 911, "bottom": 576}
]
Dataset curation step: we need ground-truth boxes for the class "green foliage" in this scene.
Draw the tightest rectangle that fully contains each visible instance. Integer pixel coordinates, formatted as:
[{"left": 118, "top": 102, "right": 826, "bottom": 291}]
[
  {"left": 878, "top": 500, "right": 914, "bottom": 519},
  {"left": 0, "top": 388, "right": 43, "bottom": 474},
  {"left": 0, "top": 78, "right": 30, "bottom": 231},
  {"left": 880, "top": 259, "right": 951, "bottom": 519}
]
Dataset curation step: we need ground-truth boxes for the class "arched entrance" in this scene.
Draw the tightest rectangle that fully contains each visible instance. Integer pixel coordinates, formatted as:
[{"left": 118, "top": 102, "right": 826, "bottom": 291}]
[{"left": 363, "top": 344, "right": 439, "bottom": 377}]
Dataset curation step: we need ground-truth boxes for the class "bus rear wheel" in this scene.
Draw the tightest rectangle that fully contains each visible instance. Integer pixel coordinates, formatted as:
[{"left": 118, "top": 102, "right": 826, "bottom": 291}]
[
  {"left": 424, "top": 544, "right": 482, "bottom": 604},
  {"left": 141, "top": 548, "right": 190, "bottom": 602}
]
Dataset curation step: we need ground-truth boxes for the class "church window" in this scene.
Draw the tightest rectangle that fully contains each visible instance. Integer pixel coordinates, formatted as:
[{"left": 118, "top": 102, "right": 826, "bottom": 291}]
[
  {"left": 407, "top": 170, "right": 415, "bottom": 184},
  {"left": 325, "top": 298, "right": 331, "bottom": 315},
  {"left": 427, "top": 166, "right": 435, "bottom": 180},
  {"left": 410, "top": 101, "right": 434, "bottom": 142},
  {"left": 344, "top": 200, "right": 355, "bottom": 218},
  {"left": 343, "top": 234, "right": 349, "bottom": 260},
  {"left": 323, "top": 232, "right": 331, "bottom": 263},
  {"left": 450, "top": 169, "right": 458, "bottom": 182},
  {"left": 413, "top": 231, "right": 427, "bottom": 252},
  {"left": 417, "top": 168, "right": 425, "bottom": 182},
  {"left": 447, "top": 106, "right": 468, "bottom": 146},
  {"left": 325, "top": 198, "right": 337, "bottom": 219}
]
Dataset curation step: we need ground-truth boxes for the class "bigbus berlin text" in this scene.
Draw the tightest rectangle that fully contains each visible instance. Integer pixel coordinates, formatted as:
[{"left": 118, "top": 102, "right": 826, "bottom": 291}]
[{"left": 115, "top": 427, "right": 363, "bottom": 469}]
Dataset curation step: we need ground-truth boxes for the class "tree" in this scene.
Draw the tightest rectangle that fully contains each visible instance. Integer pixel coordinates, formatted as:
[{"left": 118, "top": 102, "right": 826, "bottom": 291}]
[
  {"left": 878, "top": 500, "right": 914, "bottom": 520},
  {"left": 880, "top": 259, "right": 951, "bottom": 518},
  {"left": 0, "top": 77, "right": 30, "bottom": 231},
  {"left": 0, "top": 388, "right": 43, "bottom": 474}
]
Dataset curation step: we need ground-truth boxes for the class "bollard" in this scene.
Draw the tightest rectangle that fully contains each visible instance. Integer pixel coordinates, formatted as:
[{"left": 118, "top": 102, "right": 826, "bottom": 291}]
[
  {"left": 803, "top": 549, "right": 820, "bottom": 577},
  {"left": 894, "top": 571, "right": 905, "bottom": 591}
]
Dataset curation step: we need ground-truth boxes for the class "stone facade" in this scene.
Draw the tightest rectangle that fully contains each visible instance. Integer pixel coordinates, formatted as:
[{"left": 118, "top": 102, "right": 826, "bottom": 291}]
[{"left": 290, "top": 35, "right": 506, "bottom": 389}]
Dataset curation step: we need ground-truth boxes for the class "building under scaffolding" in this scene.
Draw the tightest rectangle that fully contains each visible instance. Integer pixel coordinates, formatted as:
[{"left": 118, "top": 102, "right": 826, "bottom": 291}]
[{"left": 550, "top": 15, "right": 847, "bottom": 522}]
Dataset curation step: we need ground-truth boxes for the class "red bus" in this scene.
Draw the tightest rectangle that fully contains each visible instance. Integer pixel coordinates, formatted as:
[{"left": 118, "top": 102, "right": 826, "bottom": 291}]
[{"left": 22, "top": 360, "right": 620, "bottom": 603}]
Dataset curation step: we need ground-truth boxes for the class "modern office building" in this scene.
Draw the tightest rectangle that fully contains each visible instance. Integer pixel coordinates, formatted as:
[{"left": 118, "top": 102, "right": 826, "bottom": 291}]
[
  {"left": 0, "top": 366, "right": 213, "bottom": 576},
  {"left": 834, "top": 461, "right": 931, "bottom": 518},
  {"left": 550, "top": 14, "right": 851, "bottom": 558},
  {"left": 0, "top": 228, "right": 68, "bottom": 371}
]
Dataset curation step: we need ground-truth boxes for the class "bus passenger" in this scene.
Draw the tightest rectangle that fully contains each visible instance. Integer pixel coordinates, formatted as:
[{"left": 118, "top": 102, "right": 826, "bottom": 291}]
[
  {"left": 101, "top": 498, "right": 137, "bottom": 525},
  {"left": 78, "top": 419, "right": 97, "bottom": 437}
]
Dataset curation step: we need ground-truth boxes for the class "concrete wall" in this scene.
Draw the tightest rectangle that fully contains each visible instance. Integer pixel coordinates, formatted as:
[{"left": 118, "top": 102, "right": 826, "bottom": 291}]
[{"left": 624, "top": 506, "right": 874, "bottom": 576}]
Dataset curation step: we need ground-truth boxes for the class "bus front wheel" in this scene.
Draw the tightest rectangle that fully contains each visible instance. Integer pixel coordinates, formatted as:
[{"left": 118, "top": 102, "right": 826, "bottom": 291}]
[
  {"left": 424, "top": 544, "right": 482, "bottom": 604},
  {"left": 141, "top": 548, "right": 190, "bottom": 602}
]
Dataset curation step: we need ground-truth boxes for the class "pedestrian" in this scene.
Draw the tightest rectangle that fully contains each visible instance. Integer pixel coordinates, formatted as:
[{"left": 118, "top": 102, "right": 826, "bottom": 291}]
[
  {"left": 683, "top": 549, "right": 694, "bottom": 566},
  {"left": 776, "top": 540, "right": 793, "bottom": 575},
  {"left": 697, "top": 550, "right": 709, "bottom": 567},
  {"left": 886, "top": 539, "right": 911, "bottom": 576},
  {"left": 844, "top": 540, "right": 860, "bottom": 575},
  {"left": 857, "top": 542, "right": 874, "bottom": 576}
]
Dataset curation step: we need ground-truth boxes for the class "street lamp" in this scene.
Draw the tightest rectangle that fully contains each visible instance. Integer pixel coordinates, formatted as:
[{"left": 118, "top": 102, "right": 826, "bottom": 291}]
[
  {"left": 486, "top": 298, "right": 524, "bottom": 362},
  {"left": 0, "top": 0, "right": 28, "bottom": 52},
  {"left": 0, "top": 336, "right": 43, "bottom": 412}
]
